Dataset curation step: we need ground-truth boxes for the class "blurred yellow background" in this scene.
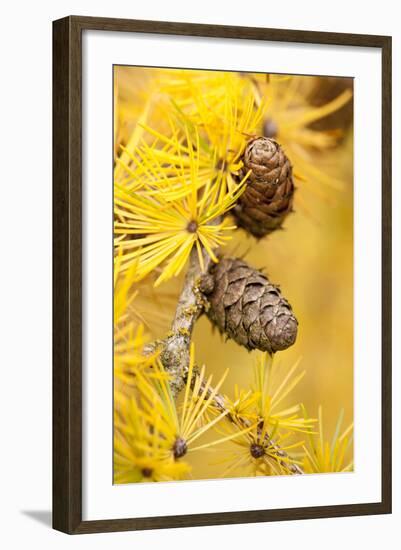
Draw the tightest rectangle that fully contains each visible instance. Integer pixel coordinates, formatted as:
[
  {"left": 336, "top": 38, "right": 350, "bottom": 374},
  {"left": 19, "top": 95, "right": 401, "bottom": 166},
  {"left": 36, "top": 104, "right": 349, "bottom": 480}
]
[{"left": 114, "top": 67, "right": 353, "bottom": 480}]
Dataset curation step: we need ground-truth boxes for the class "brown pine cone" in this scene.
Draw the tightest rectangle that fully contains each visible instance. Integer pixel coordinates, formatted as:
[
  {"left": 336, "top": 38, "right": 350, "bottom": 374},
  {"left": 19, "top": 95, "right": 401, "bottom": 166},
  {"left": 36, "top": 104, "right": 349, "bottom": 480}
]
[
  {"left": 233, "top": 137, "right": 295, "bottom": 238},
  {"left": 201, "top": 257, "right": 298, "bottom": 353}
]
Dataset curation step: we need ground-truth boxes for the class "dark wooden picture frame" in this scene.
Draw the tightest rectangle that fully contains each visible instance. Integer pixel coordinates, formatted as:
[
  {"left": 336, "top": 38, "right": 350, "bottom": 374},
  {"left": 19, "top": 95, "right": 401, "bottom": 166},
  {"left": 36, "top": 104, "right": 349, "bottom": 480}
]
[{"left": 53, "top": 15, "right": 392, "bottom": 534}]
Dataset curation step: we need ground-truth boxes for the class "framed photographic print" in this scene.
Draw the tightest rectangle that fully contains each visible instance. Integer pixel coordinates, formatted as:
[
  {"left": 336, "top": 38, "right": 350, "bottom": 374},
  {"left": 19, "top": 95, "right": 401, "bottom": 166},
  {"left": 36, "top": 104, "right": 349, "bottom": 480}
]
[{"left": 52, "top": 16, "right": 392, "bottom": 534}]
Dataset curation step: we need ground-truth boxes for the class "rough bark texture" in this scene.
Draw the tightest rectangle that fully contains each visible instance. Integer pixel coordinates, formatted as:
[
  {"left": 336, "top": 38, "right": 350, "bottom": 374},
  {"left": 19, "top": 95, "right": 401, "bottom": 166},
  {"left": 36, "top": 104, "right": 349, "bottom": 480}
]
[
  {"left": 233, "top": 137, "right": 295, "bottom": 238},
  {"left": 159, "top": 248, "right": 212, "bottom": 396},
  {"left": 201, "top": 257, "right": 298, "bottom": 353}
]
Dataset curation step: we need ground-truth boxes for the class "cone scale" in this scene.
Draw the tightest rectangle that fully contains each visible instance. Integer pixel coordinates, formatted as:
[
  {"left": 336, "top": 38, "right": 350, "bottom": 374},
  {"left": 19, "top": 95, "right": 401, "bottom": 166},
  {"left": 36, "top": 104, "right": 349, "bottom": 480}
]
[
  {"left": 201, "top": 257, "right": 298, "bottom": 354},
  {"left": 233, "top": 137, "right": 295, "bottom": 238}
]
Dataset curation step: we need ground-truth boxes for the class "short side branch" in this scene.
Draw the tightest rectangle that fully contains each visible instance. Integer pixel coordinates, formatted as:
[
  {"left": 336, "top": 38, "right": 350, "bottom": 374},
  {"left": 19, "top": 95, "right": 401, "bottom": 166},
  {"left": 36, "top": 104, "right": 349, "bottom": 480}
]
[{"left": 193, "top": 373, "right": 304, "bottom": 475}]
